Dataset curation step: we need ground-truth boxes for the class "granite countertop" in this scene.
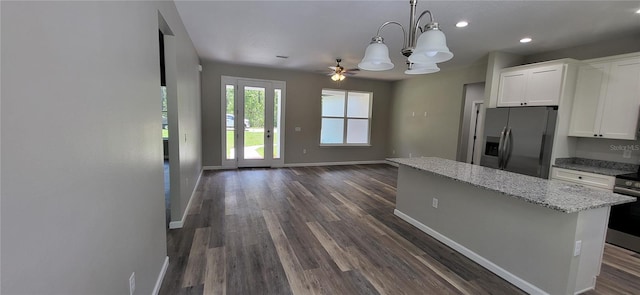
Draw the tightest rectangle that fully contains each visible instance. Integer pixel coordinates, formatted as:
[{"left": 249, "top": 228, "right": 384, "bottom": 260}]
[
  {"left": 553, "top": 158, "right": 637, "bottom": 176},
  {"left": 387, "top": 157, "right": 636, "bottom": 214}
]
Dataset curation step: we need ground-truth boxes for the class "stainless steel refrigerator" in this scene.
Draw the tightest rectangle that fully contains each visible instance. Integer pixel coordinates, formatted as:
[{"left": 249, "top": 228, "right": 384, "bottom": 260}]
[{"left": 480, "top": 107, "right": 557, "bottom": 179}]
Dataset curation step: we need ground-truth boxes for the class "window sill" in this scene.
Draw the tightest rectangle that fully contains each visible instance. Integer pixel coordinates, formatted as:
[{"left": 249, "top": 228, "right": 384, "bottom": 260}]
[{"left": 319, "top": 144, "right": 372, "bottom": 147}]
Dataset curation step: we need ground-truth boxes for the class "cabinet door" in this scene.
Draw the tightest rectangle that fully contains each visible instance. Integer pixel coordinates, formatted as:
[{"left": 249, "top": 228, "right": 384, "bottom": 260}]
[
  {"left": 497, "top": 70, "right": 527, "bottom": 107},
  {"left": 568, "top": 63, "right": 609, "bottom": 137},
  {"left": 525, "top": 64, "right": 564, "bottom": 106},
  {"left": 599, "top": 58, "right": 640, "bottom": 140}
]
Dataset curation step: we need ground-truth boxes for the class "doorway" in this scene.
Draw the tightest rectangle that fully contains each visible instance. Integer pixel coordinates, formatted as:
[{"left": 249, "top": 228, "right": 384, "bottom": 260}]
[
  {"left": 456, "top": 82, "right": 485, "bottom": 164},
  {"left": 221, "top": 77, "right": 285, "bottom": 168}
]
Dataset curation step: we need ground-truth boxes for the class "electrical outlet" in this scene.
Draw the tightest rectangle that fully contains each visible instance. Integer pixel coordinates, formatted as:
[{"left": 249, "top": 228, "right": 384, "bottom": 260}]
[
  {"left": 412, "top": 112, "right": 415, "bottom": 117},
  {"left": 295, "top": 127, "right": 301, "bottom": 132},
  {"left": 574, "top": 240, "right": 582, "bottom": 256},
  {"left": 129, "top": 272, "right": 135, "bottom": 295},
  {"left": 409, "top": 153, "right": 412, "bottom": 158},
  {"left": 432, "top": 198, "right": 438, "bottom": 208},
  {"left": 303, "top": 148, "right": 307, "bottom": 154},
  {"left": 424, "top": 112, "right": 427, "bottom": 117},
  {"left": 392, "top": 150, "right": 396, "bottom": 155},
  {"left": 623, "top": 150, "right": 632, "bottom": 158}
]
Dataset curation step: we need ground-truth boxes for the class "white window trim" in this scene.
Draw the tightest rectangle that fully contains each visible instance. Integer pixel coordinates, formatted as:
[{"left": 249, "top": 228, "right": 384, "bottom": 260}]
[{"left": 320, "top": 88, "right": 373, "bottom": 146}]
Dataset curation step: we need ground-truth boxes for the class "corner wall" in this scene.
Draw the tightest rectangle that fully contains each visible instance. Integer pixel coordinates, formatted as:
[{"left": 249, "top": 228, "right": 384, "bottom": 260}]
[
  {"left": 388, "top": 63, "right": 487, "bottom": 160},
  {"left": 1, "top": 1, "right": 201, "bottom": 294},
  {"left": 200, "top": 61, "right": 393, "bottom": 166}
]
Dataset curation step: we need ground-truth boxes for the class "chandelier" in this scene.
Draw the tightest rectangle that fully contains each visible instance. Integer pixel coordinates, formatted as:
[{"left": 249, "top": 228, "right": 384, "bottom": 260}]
[{"left": 358, "top": 0, "right": 453, "bottom": 75}]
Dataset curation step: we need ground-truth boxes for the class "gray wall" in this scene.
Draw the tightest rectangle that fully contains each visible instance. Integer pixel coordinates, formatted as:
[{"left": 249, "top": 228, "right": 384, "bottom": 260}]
[
  {"left": 389, "top": 63, "right": 487, "bottom": 160},
  {"left": 200, "top": 61, "right": 393, "bottom": 166},
  {"left": 524, "top": 35, "right": 640, "bottom": 64},
  {"left": 524, "top": 35, "right": 640, "bottom": 164},
  {"left": 1, "top": 1, "right": 201, "bottom": 294}
]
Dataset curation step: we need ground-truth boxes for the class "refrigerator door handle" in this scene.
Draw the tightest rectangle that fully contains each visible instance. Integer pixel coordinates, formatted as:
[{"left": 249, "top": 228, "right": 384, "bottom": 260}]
[
  {"left": 503, "top": 127, "right": 512, "bottom": 169},
  {"left": 498, "top": 126, "right": 507, "bottom": 169},
  {"left": 538, "top": 132, "right": 546, "bottom": 171}
]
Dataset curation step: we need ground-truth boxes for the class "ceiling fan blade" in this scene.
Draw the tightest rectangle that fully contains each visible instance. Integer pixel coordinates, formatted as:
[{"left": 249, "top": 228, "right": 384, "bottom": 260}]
[
  {"left": 343, "top": 72, "right": 357, "bottom": 76},
  {"left": 328, "top": 66, "right": 338, "bottom": 70},
  {"left": 346, "top": 68, "right": 360, "bottom": 72}
]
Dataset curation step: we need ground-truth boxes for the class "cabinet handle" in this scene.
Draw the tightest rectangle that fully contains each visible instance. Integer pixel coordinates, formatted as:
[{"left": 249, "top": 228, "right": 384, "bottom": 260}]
[
  {"left": 520, "top": 103, "right": 523, "bottom": 106},
  {"left": 599, "top": 134, "right": 603, "bottom": 137},
  {"left": 594, "top": 134, "right": 598, "bottom": 137},
  {"left": 524, "top": 102, "right": 528, "bottom": 105},
  {"left": 578, "top": 176, "right": 583, "bottom": 179}
]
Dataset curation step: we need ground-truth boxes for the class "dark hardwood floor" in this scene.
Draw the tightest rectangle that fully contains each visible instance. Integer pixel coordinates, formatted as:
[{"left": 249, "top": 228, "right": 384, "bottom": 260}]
[{"left": 159, "top": 164, "right": 640, "bottom": 295}]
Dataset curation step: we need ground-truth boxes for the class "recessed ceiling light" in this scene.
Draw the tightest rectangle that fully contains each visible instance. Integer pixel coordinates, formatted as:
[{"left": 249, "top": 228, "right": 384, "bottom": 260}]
[
  {"left": 636, "top": 8, "right": 640, "bottom": 14},
  {"left": 455, "top": 21, "right": 468, "bottom": 28},
  {"left": 520, "top": 37, "right": 532, "bottom": 43}
]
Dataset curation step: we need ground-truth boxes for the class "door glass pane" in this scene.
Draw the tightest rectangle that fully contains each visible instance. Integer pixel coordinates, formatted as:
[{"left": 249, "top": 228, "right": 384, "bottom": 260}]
[
  {"left": 225, "top": 85, "right": 235, "bottom": 159},
  {"left": 161, "top": 86, "right": 168, "bottom": 139},
  {"left": 322, "top": 90, "right": 345, "bottom": 117},
  {"left": 274, "top": 88, "right": 282, "bottom": 159},
  {"left": 321, "top": 118, "right": 344, "bottom": 144},
  {"left": 347, "top": 119, "right": 369, "bottom": 144},
  {"left": 244, "top": 86, "right": 265, "bottom": 160},
  {"left": 347, "top": 92, "right": 370, "bottom": 118}
]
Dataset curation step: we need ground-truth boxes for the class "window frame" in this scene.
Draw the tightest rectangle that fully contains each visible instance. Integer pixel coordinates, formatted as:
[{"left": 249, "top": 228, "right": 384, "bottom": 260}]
[{"left": 320, "top": 89, "right": 373, "bottom": 146}]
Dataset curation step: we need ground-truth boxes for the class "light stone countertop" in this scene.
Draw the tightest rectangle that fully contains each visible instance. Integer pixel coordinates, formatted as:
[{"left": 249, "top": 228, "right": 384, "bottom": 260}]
[
  {"left": 552, "top": 163, "right": 632, "bottom": 176},
  {"left": 553, "top": 157, "right": 636, "bottom": 176},
  {"left": 387, "top": 157, "right": 636, "bottom": 213}
]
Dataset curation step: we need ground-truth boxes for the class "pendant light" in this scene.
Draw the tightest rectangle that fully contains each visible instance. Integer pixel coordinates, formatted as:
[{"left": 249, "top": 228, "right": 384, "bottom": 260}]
[{"left": 358, "top": 0, "right": 453, "bottom": 75}]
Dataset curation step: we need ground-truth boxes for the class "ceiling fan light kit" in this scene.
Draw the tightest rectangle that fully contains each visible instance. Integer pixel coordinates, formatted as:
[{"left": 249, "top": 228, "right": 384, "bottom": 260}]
[
  {"left": 331, "top": 73, "right": 346, "bottom": 81},
  {"left": 359, "top": 0, "right": 453, "bottom": 75}
]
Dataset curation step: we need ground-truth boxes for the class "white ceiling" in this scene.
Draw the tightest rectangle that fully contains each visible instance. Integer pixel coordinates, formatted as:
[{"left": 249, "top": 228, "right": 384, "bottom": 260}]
[{"left": 175, "top": 1, "right": 640, "bottom": 81}]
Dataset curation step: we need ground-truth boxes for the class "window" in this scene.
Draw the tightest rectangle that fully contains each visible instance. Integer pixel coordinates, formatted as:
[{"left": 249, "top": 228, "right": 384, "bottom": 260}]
[{"left": 320, "top": 89, "right": 372, "bottom": 145}]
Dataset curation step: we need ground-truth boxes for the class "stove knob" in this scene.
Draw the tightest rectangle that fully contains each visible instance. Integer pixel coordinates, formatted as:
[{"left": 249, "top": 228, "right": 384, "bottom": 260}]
[
  {"left": 635, "top": 183, "right": 640, "bottom": 188},
  {"left": 626, "top": 181, "right": 633, "bottom": 186}
]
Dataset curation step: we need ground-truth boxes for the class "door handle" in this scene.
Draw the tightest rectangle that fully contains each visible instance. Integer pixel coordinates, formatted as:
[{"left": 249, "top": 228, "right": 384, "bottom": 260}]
[
  {"left": 498, "top": 127, "right": 507, "bottom": 169},
  {"left": 503, "top": 128, "right": 512, "bottom": 169}
]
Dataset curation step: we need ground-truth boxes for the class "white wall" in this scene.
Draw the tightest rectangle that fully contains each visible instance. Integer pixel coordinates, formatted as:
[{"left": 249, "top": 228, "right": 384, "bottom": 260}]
[{"left": 1, "top": 1, "right": 201, "bottom": 294}]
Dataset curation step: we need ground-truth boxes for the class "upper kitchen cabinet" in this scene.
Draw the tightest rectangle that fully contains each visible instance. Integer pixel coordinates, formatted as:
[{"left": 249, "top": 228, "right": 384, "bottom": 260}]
[
  {"left": 497, "top": 62, "right": 566, "bottom": 107},
  {"left": 569, "top": 55, "right": 640, "bottom": 140}
]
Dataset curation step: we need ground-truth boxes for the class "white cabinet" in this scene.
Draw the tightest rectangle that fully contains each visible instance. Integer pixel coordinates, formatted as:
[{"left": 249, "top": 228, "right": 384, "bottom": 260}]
[
  {"left": 569, "top": 57, "right": 640, "bottom": 139},
  {"left": 497, "top": 64, "right": 565, "bottom": 107},
  {"left": 551, "top": 167, "right": 615, "bottom": 190}
]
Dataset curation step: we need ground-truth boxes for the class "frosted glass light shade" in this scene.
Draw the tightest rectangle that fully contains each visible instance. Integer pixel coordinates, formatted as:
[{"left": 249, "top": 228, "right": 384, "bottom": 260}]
[
  {"left": 404, "top": 62, "right": 440, "bottom": 75},
  {"left": 408, "top": 29, "right": 453, "bottom": 64},
  {"left": 358, "top": 42, "right": 394, "bottom": 71}
]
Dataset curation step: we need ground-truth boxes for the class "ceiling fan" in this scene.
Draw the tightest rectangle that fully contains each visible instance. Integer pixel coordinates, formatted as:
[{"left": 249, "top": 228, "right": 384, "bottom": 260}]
[{"left": 324, "top": 58, "right": 359, "bottom": 81}]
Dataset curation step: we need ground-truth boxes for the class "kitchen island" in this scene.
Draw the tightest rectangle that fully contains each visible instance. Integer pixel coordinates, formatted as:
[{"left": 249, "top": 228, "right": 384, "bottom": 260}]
[{"left": 387, "top": 157, "right": 635, "bottom": 295}]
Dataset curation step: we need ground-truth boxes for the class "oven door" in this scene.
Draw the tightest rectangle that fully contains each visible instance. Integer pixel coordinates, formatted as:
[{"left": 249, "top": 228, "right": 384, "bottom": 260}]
[{"left": 607, "top": 186, "right": 640, "bottom": 252}]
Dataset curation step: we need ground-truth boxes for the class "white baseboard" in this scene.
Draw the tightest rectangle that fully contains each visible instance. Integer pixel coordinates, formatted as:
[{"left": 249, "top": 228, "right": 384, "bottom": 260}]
[
  {"left": 152, "top": 256, "right": 169, "bottom": 295},
  {"left": 202, "top": 165, "right": 235, "bottom": 170},
  {"left": 283, "top": 160, "right": 387, "bottom": 167},
  {"left": 169, "top": 169, "right": 203, "bottom": 229},
  {"left": 394, "top": 209, "right": 548, "bottom": 295}
]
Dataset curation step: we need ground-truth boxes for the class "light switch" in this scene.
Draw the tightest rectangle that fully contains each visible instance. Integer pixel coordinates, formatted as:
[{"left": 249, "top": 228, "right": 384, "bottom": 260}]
[{"left": 295, "top": 127, "right": 301, "bottom": 132}]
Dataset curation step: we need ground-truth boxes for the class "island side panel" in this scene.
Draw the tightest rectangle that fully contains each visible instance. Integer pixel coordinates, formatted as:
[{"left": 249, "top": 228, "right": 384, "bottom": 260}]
[
  {"left": 395, "top": 165, "right": 582, "bottom": 295},
  {"left": 574, "top": 207, "right": 610, "bottom": 293}
]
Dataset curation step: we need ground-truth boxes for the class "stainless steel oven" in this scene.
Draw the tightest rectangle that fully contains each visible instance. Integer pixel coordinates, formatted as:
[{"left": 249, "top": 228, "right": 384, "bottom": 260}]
[{"left": 608, "top": 174, "right": 640, "bottom": 253}]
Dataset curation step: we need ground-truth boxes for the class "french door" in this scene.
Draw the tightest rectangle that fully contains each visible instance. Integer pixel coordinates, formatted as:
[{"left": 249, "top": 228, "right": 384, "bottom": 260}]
[{"left": 221, "top": 76, "right": 285, "bottom": 168}]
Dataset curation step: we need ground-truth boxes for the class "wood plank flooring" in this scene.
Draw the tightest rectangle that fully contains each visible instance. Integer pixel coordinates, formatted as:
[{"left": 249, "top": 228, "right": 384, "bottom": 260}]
[{"left": 159, "top": 164, "right": 640, "bottom": 295}]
